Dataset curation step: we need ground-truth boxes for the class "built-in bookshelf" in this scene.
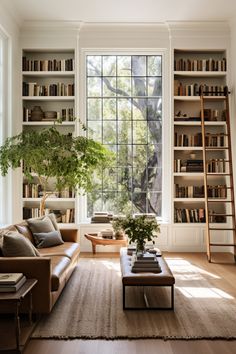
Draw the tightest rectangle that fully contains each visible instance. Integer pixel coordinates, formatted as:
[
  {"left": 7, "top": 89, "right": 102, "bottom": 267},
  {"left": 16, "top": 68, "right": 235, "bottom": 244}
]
[
  {"left": 173, "top": 49, "right": 228, "bottom": 224},
  {"left": 22, "top": 49, "right": 76, "bottom": 224}
]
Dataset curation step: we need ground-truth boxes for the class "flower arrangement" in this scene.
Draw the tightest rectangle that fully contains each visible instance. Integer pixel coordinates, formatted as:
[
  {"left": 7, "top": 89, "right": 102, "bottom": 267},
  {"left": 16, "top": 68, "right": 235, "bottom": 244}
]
[{"left": 112, "top": 214, "right": 160, "bottom": 252}]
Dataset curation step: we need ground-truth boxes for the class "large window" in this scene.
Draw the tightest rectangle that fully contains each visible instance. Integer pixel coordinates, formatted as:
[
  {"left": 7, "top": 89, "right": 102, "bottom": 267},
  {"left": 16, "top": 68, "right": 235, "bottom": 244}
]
[{"left": 86, "top": 54, "right": 162, "bottom": 217}]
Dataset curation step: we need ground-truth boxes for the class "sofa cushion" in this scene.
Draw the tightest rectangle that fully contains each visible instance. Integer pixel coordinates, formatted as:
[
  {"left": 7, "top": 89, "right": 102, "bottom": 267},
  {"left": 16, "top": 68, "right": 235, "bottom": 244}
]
[
  {"left": 33, "top": 230, "right": 64, "bottom": 249},
  {"left": 14, "top": 223, "right": 35, "bottom": 244},
  {"left": 38, "top": 242, "right": 80, "bottom": 261},
  {"left": 2, "top": 231, "right": 41, "bottom": 257},
  {"left": 27, "top": 216, "right": 55, "bottom": 234},
  {"left": 50, "top": 255, "right": 71, "bottom": 291}
]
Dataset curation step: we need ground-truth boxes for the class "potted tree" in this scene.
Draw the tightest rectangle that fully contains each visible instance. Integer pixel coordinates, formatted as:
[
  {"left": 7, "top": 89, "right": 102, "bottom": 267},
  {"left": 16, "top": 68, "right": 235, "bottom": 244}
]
[{"left": 0, "top": 125, "right": 112, "bottom": 216}]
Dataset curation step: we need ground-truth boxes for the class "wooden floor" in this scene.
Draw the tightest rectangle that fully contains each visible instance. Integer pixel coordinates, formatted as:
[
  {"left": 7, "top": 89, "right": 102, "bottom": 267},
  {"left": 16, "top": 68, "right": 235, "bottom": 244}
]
[{"left": 24, "top": 252, "right": 236, "bottom": 354}]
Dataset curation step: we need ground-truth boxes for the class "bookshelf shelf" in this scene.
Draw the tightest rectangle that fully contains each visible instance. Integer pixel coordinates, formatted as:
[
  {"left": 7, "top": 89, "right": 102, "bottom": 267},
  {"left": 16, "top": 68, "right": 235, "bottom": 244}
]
[
  {"left": 21, "top": 48, "right": 76, "bottom": 224},
  {"left": 22, "top": 96, "right": 75, "bottom": 101},
  {"left": 173, "top": 48, "right": 228, "bottom": 225},
  {"left": 174, "top": 71, "right": 227, "bottom": 77},
  {"left": 22, "top": 121, "right": 75, "bottom": 126},
  {"left": 23, "top": 198, "right": 76, "bottom": 202},
  {"left": 22, "top": 71, "right": 75, "bottom": 77}
]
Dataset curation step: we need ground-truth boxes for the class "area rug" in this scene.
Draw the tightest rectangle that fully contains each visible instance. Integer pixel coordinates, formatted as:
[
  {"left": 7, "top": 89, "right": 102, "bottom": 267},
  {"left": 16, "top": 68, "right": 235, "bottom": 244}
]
[{"left": 32, "top": 257, "right": 236, "bottom": 339}]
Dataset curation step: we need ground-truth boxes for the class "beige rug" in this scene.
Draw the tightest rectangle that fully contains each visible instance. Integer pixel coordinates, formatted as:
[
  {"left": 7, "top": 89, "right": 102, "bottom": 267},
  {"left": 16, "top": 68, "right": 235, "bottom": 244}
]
[{"left": 32, "top": 257, "right": 236, "bottom": 339}]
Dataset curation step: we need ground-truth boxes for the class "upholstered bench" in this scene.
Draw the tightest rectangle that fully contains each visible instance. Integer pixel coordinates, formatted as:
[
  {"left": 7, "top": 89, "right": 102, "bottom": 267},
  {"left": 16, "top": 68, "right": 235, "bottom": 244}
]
[{"left": 120, "top": 247, "right": 175, "bottom": 310}]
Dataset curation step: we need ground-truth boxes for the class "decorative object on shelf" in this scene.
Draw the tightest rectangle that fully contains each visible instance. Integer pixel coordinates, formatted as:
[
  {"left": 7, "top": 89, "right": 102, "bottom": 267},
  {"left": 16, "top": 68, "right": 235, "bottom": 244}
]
[
  {"left": 0, "top": 125, "right": 113, "bottom": 217},
  {"left": 112, "top": 214, "right": 160, "bottom": 253},
  {"left": 31, "top": 105, "right": 44, "bottom": 121}
]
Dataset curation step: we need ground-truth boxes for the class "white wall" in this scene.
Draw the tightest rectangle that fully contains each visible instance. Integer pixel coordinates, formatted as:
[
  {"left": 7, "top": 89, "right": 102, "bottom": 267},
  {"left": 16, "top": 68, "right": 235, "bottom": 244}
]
[{"left": 0, "top": 3, "right": 20, "bottom": 224}]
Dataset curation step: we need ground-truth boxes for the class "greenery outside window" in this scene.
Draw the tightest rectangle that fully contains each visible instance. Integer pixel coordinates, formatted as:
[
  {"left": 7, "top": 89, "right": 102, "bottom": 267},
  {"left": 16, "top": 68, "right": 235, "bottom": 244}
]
[{"left": 86, "top": 54, "right": 162, "bottom": 217}]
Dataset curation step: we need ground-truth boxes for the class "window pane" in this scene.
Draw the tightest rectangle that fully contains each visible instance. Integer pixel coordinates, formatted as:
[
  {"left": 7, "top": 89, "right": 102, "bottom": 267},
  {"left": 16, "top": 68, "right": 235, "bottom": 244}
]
[
  {"left": 103, "top": 56, "right": 116, "bottom": 76},
  {"left": 87, "top": 56, "right": 101, "bottom": 76},
  {"left": 87, "top": 77, "right": 101, "bottom": 97},
  {"left": 87, "top": 98, "right": 102, "bottom": 120},
  {"left": 103, "top": 77, "right": 116, "bottom": 97},
  {"left": 117, "top": 56, "right": 131, "bottom": 76},
  {"left": 86, "top": 54, "right": 162, "bottom": 217},
  {"left": 118, "top": 98, "right": 131, "bottom": 120},
  {"left": 103, "top": 98, "right": 116, "bottom": 120},
  {"left": 148, "top": 56, "right": 162, "bottom": 76}
]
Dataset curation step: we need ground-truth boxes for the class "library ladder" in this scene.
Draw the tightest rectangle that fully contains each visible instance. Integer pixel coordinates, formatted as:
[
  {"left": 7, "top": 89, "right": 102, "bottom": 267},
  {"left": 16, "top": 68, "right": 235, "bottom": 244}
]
[{"left": 199, "top": 86, "right": 236, "bottom": 262}]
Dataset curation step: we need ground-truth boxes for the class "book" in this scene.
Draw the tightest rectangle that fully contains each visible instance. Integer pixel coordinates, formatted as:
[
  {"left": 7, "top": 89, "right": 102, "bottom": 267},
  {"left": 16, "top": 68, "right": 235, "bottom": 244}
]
[
  {"left": 131, "top": 267, "right": 162, "bottom": 273},
  {"left": 0, "top": 276, "right": 26, "bottom": 292},
  {"left": 137, "top": 253, "right": 156, "bottom": 261},
  {"left": 0, "top": 273, "right": 23, "bottom": 285},
  {"left": 133, "top": 261, "right": 159, "bottom": 267}
]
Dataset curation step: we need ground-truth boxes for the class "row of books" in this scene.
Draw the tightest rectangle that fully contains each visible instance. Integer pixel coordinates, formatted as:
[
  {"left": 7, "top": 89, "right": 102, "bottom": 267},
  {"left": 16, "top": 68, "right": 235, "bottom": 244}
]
[
  {"left": 174, "top": 159, "right": 204, "bottom": 173},
  {"left": 174, "top": 58, "right": 227, "bottom": 72},
  {"left": 22, "top": 82, "right": 75, "bottom": 96},
  {"left": 174, "top": 132, "right": 202, "bottom": 147},
  {"left": 174, "top": 184, "right": 227, "bottom": 198},
  {"left": 174, "top": 81, "right": 225, "bottom": 96},
  {"left": 23, "top": 107, "right": 74, "bottom": 122},
  {"left": 174, "top": 133, "right": 227, "bottom": 148},
  {"left": 0, "top": 273, "right": 26, "bottom": 292},
  {"left": 22, "top": 57, "right": 74, "bottom": 72},
  {"left": 174, "top": 184, "right": 204, "bottom": 198},
  {"left": 131, "top": 253, "right": 161, "bottom": 273},
  {"left": 175, "top": 208, "right": 227, "bottom": 223},
  {"left": 206, "top": 159, "right": 226, "bottom": 173},
  {"left": 23, "top": 208, "right": 75, "bottom": 223},
  {"left": 23, "top": 184, "right": 75, "bottom": 198},
  {"left": 174, "top": 208, "right": 205, "bottom": 223}
]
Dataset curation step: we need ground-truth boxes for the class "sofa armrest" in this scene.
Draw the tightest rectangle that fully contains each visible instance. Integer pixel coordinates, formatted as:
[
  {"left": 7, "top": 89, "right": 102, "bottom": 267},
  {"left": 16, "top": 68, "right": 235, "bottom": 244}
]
[
  {"left": 0, "top": 257, "right": 52, "bottom": 313},
  {"left": 60, "top": 228, "right": 79, "bottom": 243}
]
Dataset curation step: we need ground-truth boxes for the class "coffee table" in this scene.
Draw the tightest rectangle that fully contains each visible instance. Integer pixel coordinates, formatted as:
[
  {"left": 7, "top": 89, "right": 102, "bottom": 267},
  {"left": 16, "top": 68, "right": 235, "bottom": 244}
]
[
  {"left": 120, "top": 248, "right": 175, "bottom": 310},
  {"left": 85, "top": 233, "right": 128, "bottom": 254}
]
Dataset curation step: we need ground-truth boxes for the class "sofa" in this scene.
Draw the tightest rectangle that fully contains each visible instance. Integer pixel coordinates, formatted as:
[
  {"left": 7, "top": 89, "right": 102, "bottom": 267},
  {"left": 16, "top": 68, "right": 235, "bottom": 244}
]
[{"left": 0, "top": 216, "right": 80, "bottom": 314}]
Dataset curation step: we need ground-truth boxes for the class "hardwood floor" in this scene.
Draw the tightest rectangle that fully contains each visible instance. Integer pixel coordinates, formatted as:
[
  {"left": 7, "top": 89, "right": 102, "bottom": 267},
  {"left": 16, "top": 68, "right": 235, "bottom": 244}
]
[{"left": 25, "top": 252, "right": 236, "bottom": 354}]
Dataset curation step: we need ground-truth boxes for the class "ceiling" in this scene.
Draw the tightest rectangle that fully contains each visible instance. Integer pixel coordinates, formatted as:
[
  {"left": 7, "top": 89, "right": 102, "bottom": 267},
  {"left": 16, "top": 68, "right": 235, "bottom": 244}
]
[{"left": 2, "top": 0, "right": 236, "bottom": 24}]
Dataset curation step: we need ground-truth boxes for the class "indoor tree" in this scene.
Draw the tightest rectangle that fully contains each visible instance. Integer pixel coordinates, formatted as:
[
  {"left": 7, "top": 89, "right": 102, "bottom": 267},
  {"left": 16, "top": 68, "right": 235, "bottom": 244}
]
[{"left": 0, "top": 125, "right": 112, "bottom": 216}]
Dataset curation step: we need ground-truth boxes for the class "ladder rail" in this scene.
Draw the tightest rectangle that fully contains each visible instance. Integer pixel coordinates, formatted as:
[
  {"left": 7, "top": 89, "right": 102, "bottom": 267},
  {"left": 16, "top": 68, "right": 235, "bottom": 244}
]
[{"left": 200, "top": 87, "right": 236, "bottom": 262}]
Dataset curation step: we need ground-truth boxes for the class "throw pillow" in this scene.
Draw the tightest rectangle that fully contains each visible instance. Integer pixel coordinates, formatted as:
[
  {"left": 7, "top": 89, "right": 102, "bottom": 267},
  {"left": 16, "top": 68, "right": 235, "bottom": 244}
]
[
  {"left": 2, "top": 231, "right": 41, "bottom": 257},
  {"left": 27, "top": 216, "right": 55, "bottom": 234},
  {"left": 33, "top": 230, "right": 64, "bottom": 249}
]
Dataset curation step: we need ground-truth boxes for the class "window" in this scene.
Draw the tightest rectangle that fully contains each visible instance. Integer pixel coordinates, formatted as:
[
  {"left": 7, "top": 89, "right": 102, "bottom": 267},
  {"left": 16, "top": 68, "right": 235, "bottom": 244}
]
[
  {"left": 86, "top": 54, "right": 162, "bottom": 217},
  {"left": 0, "top": 35, "right": 3, "bottom": 222}
]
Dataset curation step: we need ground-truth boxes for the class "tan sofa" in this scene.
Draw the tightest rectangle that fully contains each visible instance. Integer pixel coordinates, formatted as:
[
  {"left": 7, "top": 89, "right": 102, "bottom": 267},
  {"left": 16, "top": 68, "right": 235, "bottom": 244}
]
[{"left": 0, "top": 222, "right": 80, "bottom": 314}]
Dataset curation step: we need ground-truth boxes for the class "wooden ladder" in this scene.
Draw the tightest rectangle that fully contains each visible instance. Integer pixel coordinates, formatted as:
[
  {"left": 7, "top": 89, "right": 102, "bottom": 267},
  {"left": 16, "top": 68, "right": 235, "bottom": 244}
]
[{"left": 199, "top": 86, "right": 236, "bottom": 262}]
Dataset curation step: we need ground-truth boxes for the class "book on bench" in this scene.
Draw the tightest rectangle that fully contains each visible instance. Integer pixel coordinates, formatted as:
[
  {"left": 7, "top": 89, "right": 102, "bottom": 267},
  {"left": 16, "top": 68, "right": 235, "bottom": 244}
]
[
  {"left": 0, "top": 273, "right": 24, "bottom": 285},
  {"left": 131, "top": 267, "right": 162, "bottom": 273}
]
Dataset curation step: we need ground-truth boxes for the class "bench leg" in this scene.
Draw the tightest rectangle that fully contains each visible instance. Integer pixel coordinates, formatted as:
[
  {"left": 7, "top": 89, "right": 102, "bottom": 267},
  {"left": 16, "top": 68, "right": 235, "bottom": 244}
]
[{"left": 123, "top": 284, "right": 126, "bottom": 310}]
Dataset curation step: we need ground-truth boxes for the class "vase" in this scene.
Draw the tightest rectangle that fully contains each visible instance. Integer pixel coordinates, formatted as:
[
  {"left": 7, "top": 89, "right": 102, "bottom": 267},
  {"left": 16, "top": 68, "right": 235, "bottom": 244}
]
[
  {"left": 136, "top": 241, "right": 145, "bottom": 254},
  {"left": 31, "top": 106, "right": 44, "bottom": 121}
]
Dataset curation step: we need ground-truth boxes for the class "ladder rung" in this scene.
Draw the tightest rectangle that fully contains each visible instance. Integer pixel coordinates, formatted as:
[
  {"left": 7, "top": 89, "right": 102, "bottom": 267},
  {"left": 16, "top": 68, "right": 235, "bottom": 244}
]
[
  {"left": 205, "top": 147, "right": 229, "bottom": 151},
  {"left": 208, "top": 213, "right": 235, "bottom": 217},
  {"left": 209, "top": 228, "right": 235, "bottom": 231},
  {"left": 207, "top": 200, "right": 233, "bottom": 203},
  {"left": 206, "top": 173, "right": 232, "bottom": 176},
  {"left": 209, "top": 243, "right": 236, "bottom": 247}
]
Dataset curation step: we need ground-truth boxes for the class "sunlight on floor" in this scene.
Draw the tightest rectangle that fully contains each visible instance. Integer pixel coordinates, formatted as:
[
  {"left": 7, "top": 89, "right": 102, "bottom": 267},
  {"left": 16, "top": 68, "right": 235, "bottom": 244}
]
[
  {"left": 100, "top": 260, "right": 121, "bottom": 276},
  {"left": 177, "top": 286, "right": 234, "bottom": 299},
  {"left": 165, "top": 258, "right": 220, "bottom": 279}
]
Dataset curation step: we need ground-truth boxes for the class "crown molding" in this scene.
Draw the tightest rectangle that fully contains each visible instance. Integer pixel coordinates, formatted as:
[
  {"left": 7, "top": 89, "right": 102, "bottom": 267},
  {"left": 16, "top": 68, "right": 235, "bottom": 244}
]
[{"left": 167, "top": 20, "right": 230, "bottom": 38}]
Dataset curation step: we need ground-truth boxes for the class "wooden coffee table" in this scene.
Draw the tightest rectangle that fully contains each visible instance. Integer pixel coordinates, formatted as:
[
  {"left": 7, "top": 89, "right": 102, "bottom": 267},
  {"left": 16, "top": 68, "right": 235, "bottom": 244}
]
[{"left": 85, "top": 233, "right": 128, "bottom": 254}]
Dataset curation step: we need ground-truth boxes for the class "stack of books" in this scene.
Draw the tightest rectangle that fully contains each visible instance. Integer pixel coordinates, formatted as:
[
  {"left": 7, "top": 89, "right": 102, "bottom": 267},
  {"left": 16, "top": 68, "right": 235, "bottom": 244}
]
[
  {"left": 99, "top": 229, "right": 114, "bottom": 239},
  {"left": 127, "top": 245, "right": 162, "bottom": 256},
  {"left": 0, "top": 273, "right": 26, "bottom": 292},
  {"left": 91, "top": 212, "right": 113, "bottom": 223},
  {"left": 131, "top": 253, "right": 162, "bottom": 273}
]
